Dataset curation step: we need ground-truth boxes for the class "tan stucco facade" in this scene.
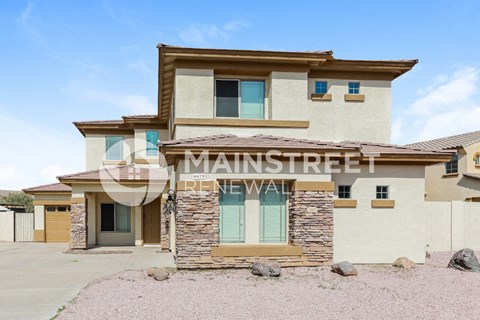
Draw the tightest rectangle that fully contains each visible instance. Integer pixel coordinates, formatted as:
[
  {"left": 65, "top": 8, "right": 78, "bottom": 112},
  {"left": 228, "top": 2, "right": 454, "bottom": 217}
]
[{"left": 424, "top": 143, "right": 480, "bottom": 201}]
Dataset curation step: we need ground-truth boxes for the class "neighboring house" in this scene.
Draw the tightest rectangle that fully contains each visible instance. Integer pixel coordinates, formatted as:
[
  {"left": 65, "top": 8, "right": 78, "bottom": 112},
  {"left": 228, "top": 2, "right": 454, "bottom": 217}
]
[
  {"left": 24, "top": 45, "right": 453, "bottom": 266},
  {"left": 408, "top": 131, "right": 480, "bottom": 201}
]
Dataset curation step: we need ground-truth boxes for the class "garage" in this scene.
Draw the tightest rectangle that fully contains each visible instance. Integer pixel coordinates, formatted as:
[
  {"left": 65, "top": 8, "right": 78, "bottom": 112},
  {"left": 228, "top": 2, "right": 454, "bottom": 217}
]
[{"left": 45, "top": 206, "right": 71, "bottom": 243}]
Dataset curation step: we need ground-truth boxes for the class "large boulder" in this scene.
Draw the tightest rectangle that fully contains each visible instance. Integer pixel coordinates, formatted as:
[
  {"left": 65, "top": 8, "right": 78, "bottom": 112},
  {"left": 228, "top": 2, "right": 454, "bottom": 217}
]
[
  {"left": 153, "top": 268, "right": 170, "bottom": 281},
  {"left": 392, "top": 257, "right": 416, "bottom": 269},
  {"left": 251, "top": 260, "right": 281, "bottom": 277},
  {"left": 448, "top": 248, "right": 480, "bottom": 272},
  {"left": 331, "top": 261, "right": 358, "bottom": 276}
]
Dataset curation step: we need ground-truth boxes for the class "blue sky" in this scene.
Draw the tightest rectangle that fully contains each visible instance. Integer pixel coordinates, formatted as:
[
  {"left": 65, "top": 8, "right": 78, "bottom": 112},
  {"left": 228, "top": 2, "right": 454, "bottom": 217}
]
[{"left": 1, "top": 0, "right": 480, "bottom": 189}]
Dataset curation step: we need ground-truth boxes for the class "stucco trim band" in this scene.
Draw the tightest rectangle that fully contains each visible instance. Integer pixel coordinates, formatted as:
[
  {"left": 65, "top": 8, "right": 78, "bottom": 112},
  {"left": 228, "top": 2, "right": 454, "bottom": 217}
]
[
  {"left": 174, "top": 118, "right": 310, "bottom": 128},
  {"left": 71, "top": 197, "right": 86, "bottom": 204},
  {"left": 333, "top": 199, "right": 358, "bottom": 208},
  {"left": 371, "top": 199, "right": 395, "bottom": 208},
  {"left": 211, "top": 245, "right": 303, "bottom": 257},
  {"left": 33, "top": 200, "right": 71, "bottom": 206},
  {"left": 344, "top": 94, "right": 365, "bottom": 102},
  {"left": 291, "top": 181, "right": 335, "bottom": 192},
  {"left": 311, "top": 93, "right": 332, "bottom": 101}
]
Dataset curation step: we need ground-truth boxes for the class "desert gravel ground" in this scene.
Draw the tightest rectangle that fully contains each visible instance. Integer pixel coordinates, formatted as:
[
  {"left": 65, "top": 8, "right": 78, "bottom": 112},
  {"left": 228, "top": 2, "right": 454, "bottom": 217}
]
[{"left": 57, "top": 252, "right": 480, "bottom": 320}]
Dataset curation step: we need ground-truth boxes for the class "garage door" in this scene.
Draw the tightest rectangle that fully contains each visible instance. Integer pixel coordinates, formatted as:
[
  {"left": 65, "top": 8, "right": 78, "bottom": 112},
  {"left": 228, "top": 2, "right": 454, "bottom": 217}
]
[{"left": 45, "top": 206, "right": 71, "bottom": 243}]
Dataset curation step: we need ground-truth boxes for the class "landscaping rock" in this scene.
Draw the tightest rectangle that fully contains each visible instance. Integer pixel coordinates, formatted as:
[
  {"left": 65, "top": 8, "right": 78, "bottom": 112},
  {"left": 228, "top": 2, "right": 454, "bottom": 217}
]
[
  {"left": 331, "top": 261, "right": 358, "bottom": 276},
  {"left": 146, "top": 267, "right": 156, "bottom": 277},
  {"left": 153, "top": 268, "right": 169, "bottom": 281},
  {"left": 251, "top": 260, "right": 281, "bottom": 277},
  {"left": 393, "top": 257, "right": 416, "bottom": 269},
  {"left": 448, "top": 248, "right": 480, "bottom": 272}
]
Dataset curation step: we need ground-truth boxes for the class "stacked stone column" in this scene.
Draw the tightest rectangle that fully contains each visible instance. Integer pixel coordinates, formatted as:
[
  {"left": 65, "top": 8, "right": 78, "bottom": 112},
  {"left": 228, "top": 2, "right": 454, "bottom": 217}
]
[{"left": 70, "top": 200, "right": 88, "bottom": 250}]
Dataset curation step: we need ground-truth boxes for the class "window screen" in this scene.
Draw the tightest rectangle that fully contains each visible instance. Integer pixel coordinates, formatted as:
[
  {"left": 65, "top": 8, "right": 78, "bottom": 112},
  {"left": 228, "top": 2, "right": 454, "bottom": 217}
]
[
  {"left": 219, "top": 185, "right": 245, "bottom": 243},
  {"left": 146, "top": 130, "right": 159, "bottom": 156},
  {"left": 115, "top": 203, "right": 131, "bottom": 232},
  {"left": 215, "top": 80, "right": 239, "bottom": 117},
  {"left": 260, "top": 184, "right": 287, "bottom": 243},
  {"left": 105, "top": 136, "right": 123, "bottom": 160}
]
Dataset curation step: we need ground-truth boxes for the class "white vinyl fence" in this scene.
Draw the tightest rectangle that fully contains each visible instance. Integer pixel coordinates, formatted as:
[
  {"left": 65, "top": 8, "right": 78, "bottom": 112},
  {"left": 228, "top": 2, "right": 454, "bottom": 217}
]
[
  {"left": 14, "top": 212, "right": 34, "bottom": 242},
  {"left": 0, "top": 209, "right": 15, "bottom": 241}
]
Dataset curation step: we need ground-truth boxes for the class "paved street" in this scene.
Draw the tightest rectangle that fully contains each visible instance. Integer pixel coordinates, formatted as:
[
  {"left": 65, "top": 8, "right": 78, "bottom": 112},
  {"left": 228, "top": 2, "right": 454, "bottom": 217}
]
[{"left": 0, "top": 243, "right": 175, "bottom": 320}]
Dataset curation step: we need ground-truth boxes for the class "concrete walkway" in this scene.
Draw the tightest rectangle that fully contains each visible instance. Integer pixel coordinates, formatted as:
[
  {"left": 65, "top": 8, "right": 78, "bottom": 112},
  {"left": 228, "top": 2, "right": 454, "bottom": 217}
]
[{"left": 0, "top": 242, "right": 175, "bottom": 320}]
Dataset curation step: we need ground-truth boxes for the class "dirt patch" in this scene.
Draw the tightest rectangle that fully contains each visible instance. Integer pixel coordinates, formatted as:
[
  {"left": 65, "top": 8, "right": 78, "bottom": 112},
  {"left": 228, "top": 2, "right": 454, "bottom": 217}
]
[{"left": 57, "top": 252, "right": 480, "bottom": 320}]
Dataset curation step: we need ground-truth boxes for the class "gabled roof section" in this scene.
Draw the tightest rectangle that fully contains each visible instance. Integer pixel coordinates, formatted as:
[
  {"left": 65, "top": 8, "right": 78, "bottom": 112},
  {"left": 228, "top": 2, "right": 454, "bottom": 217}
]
[
  {"left": 23, "top": 183, "right": 72, "bottom": 194},
  {"left": 159, "top": 134, "right": 453, "bottom": 163},
  {"left": 74, "top": 114, "right": 166, "bottom": 136},
  {"left": 156, "top": 44, "right": 418, "bottom": 123},
  {"left": 406, "top": 130, "right": 480, "bottom": 150}
]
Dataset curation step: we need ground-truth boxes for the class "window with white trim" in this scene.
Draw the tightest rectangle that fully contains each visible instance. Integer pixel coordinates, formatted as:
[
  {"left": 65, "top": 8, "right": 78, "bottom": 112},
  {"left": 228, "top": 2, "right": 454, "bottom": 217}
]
[
  {"left": 376, "top": 186, "right": 389, "bottom": 199},
  {"left": 215, "top": 79, "right": 265, "bottom": 119},
  {"left": 348, "top": 82, "right": 360, "bottom": 94}
]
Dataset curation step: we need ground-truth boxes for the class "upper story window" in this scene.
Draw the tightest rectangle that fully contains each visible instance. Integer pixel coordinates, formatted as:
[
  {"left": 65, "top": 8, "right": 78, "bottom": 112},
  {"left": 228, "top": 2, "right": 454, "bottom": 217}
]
[
  {"left": 376, "top": 186, "right": 389, "bottom": 199},
  {"left": 315, "top": 81, "right": 328, "bottom": 94},
  {"left": 338, "top": 185, "right": 351, "bottom": 199},
  {"left": 215, "top": 79, "right": 265, "bottom": 119},
  {"left": 105, "top": 136, "right": 123, "bottom": 160},
  {"left": 445, "top": 154, "right": 459, "bottom": 174},
  {"left": 348, "top": 82, "right": 360, "bottom": 94},
  {"left": 474, "top": 153, "right": 480, "bottom": 166},
  {"left": 146, "top": 130, "right": 159, "bottom": 156}
]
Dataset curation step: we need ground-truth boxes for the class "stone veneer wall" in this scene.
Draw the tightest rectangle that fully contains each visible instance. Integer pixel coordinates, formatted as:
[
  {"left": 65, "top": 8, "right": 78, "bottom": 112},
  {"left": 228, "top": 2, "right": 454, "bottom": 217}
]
[
  {"left": 288, "top": 190, "right": 333, "bottom": 264},
  {"left": 175, "top": 187, "right": 334, "bottom": 269},
  {"left": 70, "top": 203, "right": 88, "bottom": 250},
  {"left": 160, "top": 205, "right": 170, "bottom": 252}
]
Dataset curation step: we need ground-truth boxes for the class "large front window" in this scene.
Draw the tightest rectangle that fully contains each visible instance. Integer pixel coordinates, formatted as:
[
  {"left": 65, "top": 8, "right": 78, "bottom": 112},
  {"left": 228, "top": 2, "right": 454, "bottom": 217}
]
[
  {"left": 219, "top": 185, "right": 245, "bottom": 243},
  {"left": 215, "top": 79, "right": 265, "bottom": 119},
  {"left": 259, "top": 185, "right": 287, "bottom": 243},
  {"left": 100, "top": 203, "right": 131, "bottom": 232}
]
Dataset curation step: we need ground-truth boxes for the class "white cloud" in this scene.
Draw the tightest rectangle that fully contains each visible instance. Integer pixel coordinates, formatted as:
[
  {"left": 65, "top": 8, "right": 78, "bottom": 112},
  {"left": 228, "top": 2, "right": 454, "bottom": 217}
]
[
  {"left": 63, "top": 80, "right": 156, "bottom": 115},
  {"left": 393, "top": 66, "right": 480, "bottom": 144},
  {"left": 178, "top": 19, "right": 250, "bottom": 46},
  {"left": 18, "top": 2, "right": 34, "bottom": 24},
  {"left": 0, "top": 106, "right": 84, "bottom": 190}
]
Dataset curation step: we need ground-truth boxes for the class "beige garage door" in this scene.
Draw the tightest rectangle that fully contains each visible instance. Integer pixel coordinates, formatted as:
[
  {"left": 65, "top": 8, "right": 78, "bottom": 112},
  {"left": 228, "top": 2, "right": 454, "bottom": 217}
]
[{"left": 45, "top": 206, "right": 71, "bottom": 243}]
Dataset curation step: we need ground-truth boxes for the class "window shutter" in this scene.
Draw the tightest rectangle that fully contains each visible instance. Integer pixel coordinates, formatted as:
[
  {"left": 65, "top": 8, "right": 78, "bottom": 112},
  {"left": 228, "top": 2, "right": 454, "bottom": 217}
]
[
  {"left": 240, "top": 81, "right": 264, "bottom": 119},
  {"left": 260, "top": 185, "right": 287, "bottom": 243},
  {"left": 219, "top": 185, "right": 245, "bottom": 243}
]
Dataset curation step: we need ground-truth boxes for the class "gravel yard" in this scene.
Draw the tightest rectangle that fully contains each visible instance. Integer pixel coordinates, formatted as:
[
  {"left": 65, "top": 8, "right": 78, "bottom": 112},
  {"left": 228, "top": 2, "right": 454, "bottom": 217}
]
[{"left": 58, "top": 252, "right": 480, "bottom": 320}]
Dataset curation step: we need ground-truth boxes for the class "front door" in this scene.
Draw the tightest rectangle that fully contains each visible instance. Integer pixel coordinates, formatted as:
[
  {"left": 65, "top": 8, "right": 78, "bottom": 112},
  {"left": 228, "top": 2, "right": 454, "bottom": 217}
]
[{"left": 143, "top": 199, "right": 161, "bottom": 244}]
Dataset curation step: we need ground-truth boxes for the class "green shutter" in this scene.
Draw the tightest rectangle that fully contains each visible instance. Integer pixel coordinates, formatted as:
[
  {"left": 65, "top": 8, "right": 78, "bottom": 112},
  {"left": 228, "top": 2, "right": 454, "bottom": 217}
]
[
  {"left": 260, "top": 185, "right": 287, "bottom": 243},
  {"left": 146, "top": 130, "right": 159, "bottom": 156},
  {"left": 219, "top": 185, "right": 245, "bottom": 243},
  {"left": 240, "top": 81, "right": 264, "bottom": 119}
]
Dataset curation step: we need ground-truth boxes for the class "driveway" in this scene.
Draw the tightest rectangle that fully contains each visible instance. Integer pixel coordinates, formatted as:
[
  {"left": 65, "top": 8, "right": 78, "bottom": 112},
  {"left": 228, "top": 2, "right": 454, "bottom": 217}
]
[{"left": 0, "top": 242, "right": 175, "bottom": 320}]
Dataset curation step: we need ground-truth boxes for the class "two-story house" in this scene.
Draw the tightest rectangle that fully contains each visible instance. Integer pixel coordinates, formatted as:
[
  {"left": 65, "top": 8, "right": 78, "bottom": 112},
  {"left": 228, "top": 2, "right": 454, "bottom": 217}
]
[
  {"left": 408, "top": 130, "right": 480, "bottom": 201},
  {"left": 24, "top": 44, "right": 452, "bottom": 267}
]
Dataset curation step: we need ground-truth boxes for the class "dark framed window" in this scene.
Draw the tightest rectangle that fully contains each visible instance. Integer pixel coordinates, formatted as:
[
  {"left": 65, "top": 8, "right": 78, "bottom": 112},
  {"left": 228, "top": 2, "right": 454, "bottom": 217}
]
[
  {"left": 315, "top": 81, "right": 328, "bottom": 94},
  {"left": 338, "top": 185, "right": 351, "bottom": 199},
  {"left": 101, "top": 204, "right": 115, "bottom": 231},
  {"left": 376, "top": 186, "right": 389, "bottom": 199},
  {"left": 101, "top": 203, "right": 131, "bottom": 232},
  {"left": 348, "top": 82, "right": 360, "bottom": 94},
  {"left": 445, "top": 154, "right": 459, "bottom": 174}
]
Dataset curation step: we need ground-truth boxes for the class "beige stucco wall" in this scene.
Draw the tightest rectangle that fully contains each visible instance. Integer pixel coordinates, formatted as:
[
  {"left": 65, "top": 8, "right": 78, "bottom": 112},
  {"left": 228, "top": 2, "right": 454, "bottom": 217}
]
[
  {"left": 425, "top": 201, "right": 480, "bottom": 252},
  {"left": 32, "top": 193, "right": 71, "bottom": 231},
  {"left": 172, "top": 68, "right": 392, "bottom": 143},
  {"left": 425, "top": 147, "right": 480, "bottom": 201},
  {"left": 307, "top": 78, "right": 391, "bottom": 143},
  {"left": 332, "top": 165, "right": 427, "bottom": 264},
  {"left": 85, "top": 134, "right": 134, "bottom": 170},
  {"left": 0, "top": 209, "right": 14, "bottom": 241}
]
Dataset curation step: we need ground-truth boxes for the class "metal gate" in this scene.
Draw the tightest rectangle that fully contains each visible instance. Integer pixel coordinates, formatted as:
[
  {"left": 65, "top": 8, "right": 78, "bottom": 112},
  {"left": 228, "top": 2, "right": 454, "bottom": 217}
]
[{"left": 15, "top": 212, "right": 34, "bottom": 242}]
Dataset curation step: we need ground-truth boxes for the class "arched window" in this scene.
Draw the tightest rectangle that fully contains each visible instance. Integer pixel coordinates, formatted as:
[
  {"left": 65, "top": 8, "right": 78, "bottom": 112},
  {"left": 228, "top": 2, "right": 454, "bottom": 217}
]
[{"left": 475, "top": 153, "right": 480, "bottom": 166}]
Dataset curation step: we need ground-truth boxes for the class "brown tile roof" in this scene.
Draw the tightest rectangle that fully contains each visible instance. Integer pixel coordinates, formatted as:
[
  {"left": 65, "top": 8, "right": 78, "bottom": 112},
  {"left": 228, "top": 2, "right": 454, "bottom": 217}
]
[
  {"left": 23, "top": 183, "right": 71, "bottom": 194},
  {"left": 160, "top": 134, "right": 453, "bottom": 158},
  {"left": 464, "top": 172, "right": 480, "bottom": 180},
  {"left": 406, "top": 130, "right": 480, "bottom": 150},
  {"left": 57, "top": 165, "right": 168, "bottom": 183},
  {"left": 73, "top": 115, "right": 164, "bottom": 136}
]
